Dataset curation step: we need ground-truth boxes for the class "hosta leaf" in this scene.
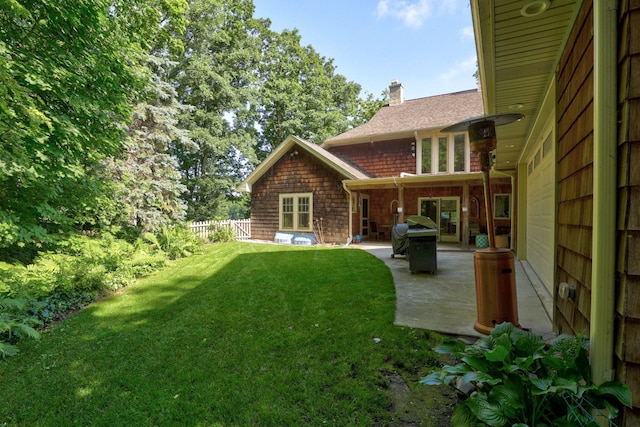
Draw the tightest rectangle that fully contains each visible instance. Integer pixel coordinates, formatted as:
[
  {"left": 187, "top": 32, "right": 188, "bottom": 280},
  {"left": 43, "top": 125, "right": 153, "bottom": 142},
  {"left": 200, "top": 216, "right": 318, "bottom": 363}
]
[
  {"left": 434, "top": 342, "right": 463, "bottom": 355},
  {"left": 513, "top": 332, "right": 545, "bottom": 356},
  {"left": 464, "top": 371, "right": 502, "bottom": 386},
  {"left": 490, "top": 385, "right": 524, "bottom": 418},
  {"left": 529, "top": 377, "right": 552, "bottom": 391},
  {"left": 491, "top": 321, "right": 516, "bottom": 338},
  {"left": 451, "top": 402, "right": 477, "bottom": 427},
  {"left": 462, "top": 354, "right": 489, "bottom": 372},
  {"left": 467, "top": 394, "right": 506, "bottom": 426},
  {"left": 485, "top": 345, "right": 509, "bottom": 363},
  {"left": 421, "top": 371, "right": 444, "bottom": 385},
  {"left": 495, "top": 333, "right": 513, "bottom": 354},
  {"left": 595, "top": 381, "right": 633, "bottom": 408}
]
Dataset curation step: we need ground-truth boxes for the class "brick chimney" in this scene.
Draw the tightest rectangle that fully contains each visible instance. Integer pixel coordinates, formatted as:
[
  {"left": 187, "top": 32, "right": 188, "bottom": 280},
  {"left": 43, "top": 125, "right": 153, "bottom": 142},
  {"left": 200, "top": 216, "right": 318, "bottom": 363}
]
[{"left": 389, "top": 80, "right": 404, "bottom": 106}]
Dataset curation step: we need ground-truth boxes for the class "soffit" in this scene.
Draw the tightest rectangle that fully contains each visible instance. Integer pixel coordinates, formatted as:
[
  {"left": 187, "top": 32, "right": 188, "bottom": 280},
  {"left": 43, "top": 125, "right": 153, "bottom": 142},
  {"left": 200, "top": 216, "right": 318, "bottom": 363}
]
[{"left": 471, "top": 0, "right": 580, "bottom": 170}]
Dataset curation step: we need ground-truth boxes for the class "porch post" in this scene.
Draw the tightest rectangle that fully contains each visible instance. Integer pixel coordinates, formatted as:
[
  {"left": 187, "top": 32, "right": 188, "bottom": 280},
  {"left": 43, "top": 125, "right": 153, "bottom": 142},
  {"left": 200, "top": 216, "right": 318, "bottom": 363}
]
[
  {"left": 462, "top": 182, "right": 470, "bottom": 250},
  {"left": 398, "top": 185, "right": 405, "bottom": 224}
]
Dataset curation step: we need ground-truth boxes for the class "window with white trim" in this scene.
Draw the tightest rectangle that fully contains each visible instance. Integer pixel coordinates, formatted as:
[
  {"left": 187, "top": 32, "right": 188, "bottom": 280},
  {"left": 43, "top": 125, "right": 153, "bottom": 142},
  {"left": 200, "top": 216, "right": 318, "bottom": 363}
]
[
  {"left": 419, "top": 133, "right": 469, "bottom": 174},
  {"left": 279, "top": 193, "right": 313, "bottom": 231}
]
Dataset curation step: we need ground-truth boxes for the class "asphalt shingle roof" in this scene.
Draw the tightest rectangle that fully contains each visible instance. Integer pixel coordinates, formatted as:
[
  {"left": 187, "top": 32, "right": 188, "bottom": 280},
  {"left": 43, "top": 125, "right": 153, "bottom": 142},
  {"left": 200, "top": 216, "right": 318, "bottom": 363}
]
[
  {"left": 323, "top": 88, "right": 484, "bottom": 146},
  {"left": 294, "top": 136, "right": 370, "bottom": 179}
]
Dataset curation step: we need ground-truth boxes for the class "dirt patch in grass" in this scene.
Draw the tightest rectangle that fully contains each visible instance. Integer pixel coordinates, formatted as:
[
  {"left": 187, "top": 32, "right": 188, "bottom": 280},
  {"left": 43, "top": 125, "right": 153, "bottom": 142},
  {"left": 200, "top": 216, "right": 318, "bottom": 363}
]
[{"left": 384, "top": 371, "right": 457, "bottom": 426}]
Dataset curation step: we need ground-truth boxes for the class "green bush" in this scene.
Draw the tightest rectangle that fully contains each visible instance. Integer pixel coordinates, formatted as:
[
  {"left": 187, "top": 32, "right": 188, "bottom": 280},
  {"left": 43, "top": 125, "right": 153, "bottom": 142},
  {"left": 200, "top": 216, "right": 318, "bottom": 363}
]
[
  {"left": 423, "top": 323, "right": 632, "bottom": 426},
  {"left": 208, "top": 223, "right": 235, "bottom": 243},
  {"left": 0, "top": 297, "right": 40, "bottom": 358},
  {"left": 154, "top": 225, "right": 202, "bottom": 259},
  {"left": 0, "top": 227, "right": 200, "bottom": 358}
]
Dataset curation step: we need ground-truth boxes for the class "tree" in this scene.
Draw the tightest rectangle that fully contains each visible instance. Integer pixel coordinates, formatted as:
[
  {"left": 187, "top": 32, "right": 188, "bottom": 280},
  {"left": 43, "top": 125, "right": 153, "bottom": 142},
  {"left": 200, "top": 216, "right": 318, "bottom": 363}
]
[
  {"left": 254, "top": 28, "right": 362, "bottom": 155},
  {"left": 103, "top": 55, "right": 193, "bottom": 233},
  {"left": 0, "top": 0, "right": 148, "bottom": 247},
  {"left": 169, "top": 0, "right": 264, "bottom": 220}
]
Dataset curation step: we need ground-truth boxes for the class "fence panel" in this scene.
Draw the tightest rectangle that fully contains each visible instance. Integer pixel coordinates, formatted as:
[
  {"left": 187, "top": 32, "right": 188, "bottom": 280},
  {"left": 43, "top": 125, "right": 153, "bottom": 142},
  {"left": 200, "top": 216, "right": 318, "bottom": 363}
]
[{"left": 189, "top": 219, "right": 251, "bottom": 241}]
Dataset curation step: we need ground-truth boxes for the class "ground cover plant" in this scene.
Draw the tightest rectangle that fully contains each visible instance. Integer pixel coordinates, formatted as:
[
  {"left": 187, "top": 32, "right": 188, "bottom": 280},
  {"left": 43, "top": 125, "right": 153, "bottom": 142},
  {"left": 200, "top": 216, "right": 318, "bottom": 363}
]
[
  {"left": 1, "top": 241, "right": 452, "bottom": 426},
  {"left": 0, "top": 227, "right": 202, "bottom": 357},
  {"left": 423, "top": 322, "right": 632, "bottom": 426}
]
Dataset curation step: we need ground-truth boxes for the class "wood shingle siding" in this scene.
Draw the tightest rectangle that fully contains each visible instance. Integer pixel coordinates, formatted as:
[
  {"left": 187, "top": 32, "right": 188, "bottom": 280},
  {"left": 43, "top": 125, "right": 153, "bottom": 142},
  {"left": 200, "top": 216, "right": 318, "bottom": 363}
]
[
  {"left": 326, "top": 138, "right": 416, "bottom": 178},
  {"left": 554, "top": 1, "right": 594, "bottom": 336},
  {"left": 250, "top": 148, "right": 349, "bottom": 244},
  {"left": 617, "top": 0, "right": 640, "bottom": 419}
]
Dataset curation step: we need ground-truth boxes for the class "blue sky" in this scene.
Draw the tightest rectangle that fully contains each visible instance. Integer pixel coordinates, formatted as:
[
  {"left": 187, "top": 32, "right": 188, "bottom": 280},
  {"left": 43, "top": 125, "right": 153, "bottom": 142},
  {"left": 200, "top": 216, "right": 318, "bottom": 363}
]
[{"left": 253, "top": 0, "right": 478, "bottom": 100}]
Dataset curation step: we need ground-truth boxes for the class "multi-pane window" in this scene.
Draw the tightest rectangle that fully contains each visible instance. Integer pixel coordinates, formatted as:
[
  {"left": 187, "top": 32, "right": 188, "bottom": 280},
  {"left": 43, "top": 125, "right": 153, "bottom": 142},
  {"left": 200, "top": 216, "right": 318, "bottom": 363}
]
[
  {"left": 421, "top": 138, "right": 432, "bottom": 173},
  {"left": 420, "top": 133, "right": 469, "bottom": 174},
  {"left": 438, "top": 137, "right": 448, "bottom": 172},
  {"left": 454, "top": 134, "right": 465, "bottom": 172},
  {"left": 279, "top": 193, "right": 313, "bottom": 231}
]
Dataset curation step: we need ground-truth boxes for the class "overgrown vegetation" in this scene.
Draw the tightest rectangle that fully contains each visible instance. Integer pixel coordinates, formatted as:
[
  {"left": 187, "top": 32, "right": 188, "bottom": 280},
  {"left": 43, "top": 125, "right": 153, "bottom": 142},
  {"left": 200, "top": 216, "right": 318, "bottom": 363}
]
[
  {"left": 207, "top": 222, "right": 236, "bottom": 243},
  {"left": 1, "top": 0, "right": 385, "bottom": 253},
  {"left": 423, "top": 322, "right": 632, "bottom": 426},
  {"left": 0, "top": 242, "right": 450, "bottom": 425},
  {"left": 0, "top": 228, "right": 201, "bottom": 357},
  {"left": 1, "top": 0, "right": 386, "bottom": 362}
]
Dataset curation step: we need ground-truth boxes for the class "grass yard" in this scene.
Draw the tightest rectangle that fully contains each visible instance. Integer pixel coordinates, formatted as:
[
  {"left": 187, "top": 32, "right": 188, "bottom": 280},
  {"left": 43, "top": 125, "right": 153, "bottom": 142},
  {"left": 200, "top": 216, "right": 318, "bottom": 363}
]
[{"left": 1, "top": 242, "right": 451, "bottom": 426}]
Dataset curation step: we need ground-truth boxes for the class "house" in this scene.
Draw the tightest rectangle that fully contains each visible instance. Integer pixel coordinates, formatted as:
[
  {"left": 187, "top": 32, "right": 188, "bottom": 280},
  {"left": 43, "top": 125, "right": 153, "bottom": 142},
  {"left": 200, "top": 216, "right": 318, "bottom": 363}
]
[
  {"left": 470, "top": 0, "right": 640, "bottom": 422},
  {"left": 239, "top": 84, "right": 519, "bottom": 247}
]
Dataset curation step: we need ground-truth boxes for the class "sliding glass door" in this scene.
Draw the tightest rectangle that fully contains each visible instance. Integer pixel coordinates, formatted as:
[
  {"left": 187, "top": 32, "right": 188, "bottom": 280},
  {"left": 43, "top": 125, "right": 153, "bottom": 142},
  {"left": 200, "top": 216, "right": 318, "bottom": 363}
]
[{"left": 419, "top": 197, "right": 460, "bottom": 242}]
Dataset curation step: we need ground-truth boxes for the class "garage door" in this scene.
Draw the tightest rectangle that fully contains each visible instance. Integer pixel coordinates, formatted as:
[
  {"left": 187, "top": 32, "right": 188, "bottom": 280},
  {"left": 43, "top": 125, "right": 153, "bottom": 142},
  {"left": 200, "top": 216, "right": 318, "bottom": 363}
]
[{"left": 526, "top": 135, "right": 555, "bottom": 295}]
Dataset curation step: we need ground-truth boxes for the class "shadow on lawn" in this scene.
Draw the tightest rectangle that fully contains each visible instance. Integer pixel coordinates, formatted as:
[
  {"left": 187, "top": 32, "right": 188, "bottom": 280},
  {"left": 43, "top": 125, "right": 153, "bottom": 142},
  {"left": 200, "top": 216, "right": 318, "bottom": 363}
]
[{"left": 4, "top": 244, "right": 453, "bottom": 426}]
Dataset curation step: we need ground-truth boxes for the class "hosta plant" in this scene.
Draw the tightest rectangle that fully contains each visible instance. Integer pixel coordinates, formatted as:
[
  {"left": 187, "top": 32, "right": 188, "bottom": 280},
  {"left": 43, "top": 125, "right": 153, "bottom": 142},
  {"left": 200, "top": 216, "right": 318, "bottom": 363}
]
[{"left": 422, "top": 323, "right": 632, "bottom": 426}]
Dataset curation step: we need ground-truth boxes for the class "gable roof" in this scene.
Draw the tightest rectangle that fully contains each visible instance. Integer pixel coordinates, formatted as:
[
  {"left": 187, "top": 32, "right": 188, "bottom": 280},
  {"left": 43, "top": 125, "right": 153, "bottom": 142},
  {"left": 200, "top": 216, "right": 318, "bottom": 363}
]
[
  {"left": 237, "top": 135, "right": 370, "bottom": 192},
  {"left": 322, "top": 88, "right": 484, "bottom": 147}
]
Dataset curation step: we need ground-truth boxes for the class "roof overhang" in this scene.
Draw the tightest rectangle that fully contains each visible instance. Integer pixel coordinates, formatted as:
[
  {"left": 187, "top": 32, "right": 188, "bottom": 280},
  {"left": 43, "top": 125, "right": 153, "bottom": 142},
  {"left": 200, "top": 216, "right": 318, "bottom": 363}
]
[
  {"left": 321, "top": 126, "right": 453, "bottom": 148},
  {"left": 237, "top": 135, "right": 367, "bottom": 192},
  {"left": 342, "top": 171, "right": 512, "bottom": 191},
  {"left": 471, "top": 0, "right": 581, "bottom": 169}
]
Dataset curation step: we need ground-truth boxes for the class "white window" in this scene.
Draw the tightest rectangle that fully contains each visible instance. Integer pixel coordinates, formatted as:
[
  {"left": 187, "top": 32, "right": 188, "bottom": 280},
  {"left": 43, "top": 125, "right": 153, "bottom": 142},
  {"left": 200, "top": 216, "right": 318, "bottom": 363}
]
[
  {"left": 279, "top": 193, "right": 313, "bottom": 231},
  {"left": 418, "top": 133, "right": 469, "bottom": 174}
]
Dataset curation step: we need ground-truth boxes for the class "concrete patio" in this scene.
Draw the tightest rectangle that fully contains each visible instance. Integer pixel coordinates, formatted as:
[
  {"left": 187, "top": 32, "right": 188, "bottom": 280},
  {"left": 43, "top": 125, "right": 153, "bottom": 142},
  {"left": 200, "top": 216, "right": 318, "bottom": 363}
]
[{"left": 357, "top": 242, "right": 555, "bottom": 340}]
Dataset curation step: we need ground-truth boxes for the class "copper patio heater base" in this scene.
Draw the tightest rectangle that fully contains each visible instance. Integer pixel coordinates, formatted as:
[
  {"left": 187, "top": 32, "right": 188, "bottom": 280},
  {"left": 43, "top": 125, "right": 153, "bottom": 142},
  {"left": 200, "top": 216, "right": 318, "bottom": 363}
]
[
  {"left": 442, "top": 114, "right": 524, "bottom": 334},
  {"left": 473, "top": 247, "right": 520, "bottom": 334}
]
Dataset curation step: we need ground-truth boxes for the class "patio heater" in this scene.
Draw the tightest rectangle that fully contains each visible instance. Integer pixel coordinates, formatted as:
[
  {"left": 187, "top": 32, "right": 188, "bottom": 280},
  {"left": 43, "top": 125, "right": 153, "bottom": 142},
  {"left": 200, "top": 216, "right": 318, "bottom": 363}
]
[{"left": 442, "top": 113, "right": 523, "bottom": 334}]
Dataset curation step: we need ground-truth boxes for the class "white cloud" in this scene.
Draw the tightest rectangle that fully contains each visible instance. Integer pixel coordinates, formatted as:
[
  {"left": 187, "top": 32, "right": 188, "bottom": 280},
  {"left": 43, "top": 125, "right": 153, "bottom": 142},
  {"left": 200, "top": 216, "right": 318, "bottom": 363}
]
[
  {"left": 437, "top": 0, "right": 458, "bottom": 15},
  {"left": 439, "top": 54, "right": 477, "bottom": 82},
  {"left": 461, "top": 25, "right": 474, "bottom": 39},
  {"left": 376, "top": 0, "right": 433, "bottom": 29}
]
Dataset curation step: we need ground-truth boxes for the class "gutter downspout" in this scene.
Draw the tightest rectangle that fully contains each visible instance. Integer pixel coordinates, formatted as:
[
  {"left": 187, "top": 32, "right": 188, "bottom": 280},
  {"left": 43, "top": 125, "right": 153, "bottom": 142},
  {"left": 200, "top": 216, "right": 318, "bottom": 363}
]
[
  {"left": 591, "top": 0, "right": 617, "bottom": 384},
  {"left": 342, "top": 182, "right": 353, "bottom": 243}
]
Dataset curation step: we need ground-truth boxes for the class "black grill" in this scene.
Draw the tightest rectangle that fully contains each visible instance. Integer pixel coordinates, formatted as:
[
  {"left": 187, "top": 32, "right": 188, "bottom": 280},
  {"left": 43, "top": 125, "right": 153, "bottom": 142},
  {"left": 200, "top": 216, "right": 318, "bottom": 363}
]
[{"left": 391, "top": 215, "right": 438, "bottom": 273}]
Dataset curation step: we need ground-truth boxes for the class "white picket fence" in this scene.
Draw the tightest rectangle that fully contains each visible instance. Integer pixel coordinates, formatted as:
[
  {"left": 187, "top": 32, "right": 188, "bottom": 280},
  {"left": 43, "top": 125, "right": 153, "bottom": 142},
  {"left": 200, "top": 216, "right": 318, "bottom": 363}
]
[{"left": 190, "top": 219, "right": 251, "bottom": 241}]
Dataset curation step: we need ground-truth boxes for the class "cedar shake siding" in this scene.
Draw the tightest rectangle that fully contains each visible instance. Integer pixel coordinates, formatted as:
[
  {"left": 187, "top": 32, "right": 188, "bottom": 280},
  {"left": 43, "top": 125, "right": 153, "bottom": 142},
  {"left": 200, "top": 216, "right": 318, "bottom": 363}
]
[
  {"left": 617, "top": 1, "right": 640, "bottom": 422},
  {"left": 326, "top": 137, "right": 416, "bottom": 178},
  {"left": 555, "top": 1, "right": 640, "bottom": 422},
  {"left": 555, "top": 0, "right": 594, "bottom": 336},
  {"left": 250, "top": 147, "right": 349, "bottom": 244}
]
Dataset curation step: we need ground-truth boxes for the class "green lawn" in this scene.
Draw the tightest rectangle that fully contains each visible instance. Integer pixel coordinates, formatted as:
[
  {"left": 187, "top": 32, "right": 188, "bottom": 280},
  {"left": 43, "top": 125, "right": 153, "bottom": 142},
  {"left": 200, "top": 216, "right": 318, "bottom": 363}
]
[{"left": 1, "top": 242, "right": 448, "bottom": 426}]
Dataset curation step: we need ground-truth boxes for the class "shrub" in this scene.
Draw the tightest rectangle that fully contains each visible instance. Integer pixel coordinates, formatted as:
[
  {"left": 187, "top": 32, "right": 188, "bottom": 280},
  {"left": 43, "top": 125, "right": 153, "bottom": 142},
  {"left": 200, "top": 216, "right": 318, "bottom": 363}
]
[
  {"left": 0, "top": 227, "right": 198, "bottom": 358},
  {"left": 422, "top": 323, "right": 632, "bottom": 426},
  {"left": 0, "top": 297, "right": 40, "bottom": 358},
  {"left": 208, "top": 223, "right": 235, "bottom": 243},
  {"left": 155, "top": 225, "right": 202, "bottom": 259}
]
